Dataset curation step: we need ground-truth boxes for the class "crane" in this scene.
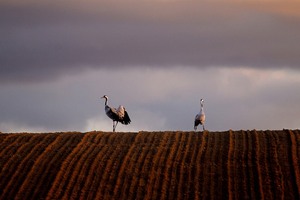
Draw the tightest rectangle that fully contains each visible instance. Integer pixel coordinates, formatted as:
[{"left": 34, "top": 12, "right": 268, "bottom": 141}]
[
  {"left": 101, "top": 95, "right": 131, "bottom": 132},
  {"left": 194, "top": 99, "right": 206, "bottom": 131}
]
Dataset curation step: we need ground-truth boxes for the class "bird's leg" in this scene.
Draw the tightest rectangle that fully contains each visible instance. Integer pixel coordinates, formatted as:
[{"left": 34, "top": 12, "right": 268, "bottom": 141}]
[
  {"left": 203, "top": 125, "right": 205, "bottom": 131},
  {"left": 115, "top": 121, "right": 119, "bottom": 131},
  {"left": 113, "top": 121, "right": 116, "bottom": 132}
]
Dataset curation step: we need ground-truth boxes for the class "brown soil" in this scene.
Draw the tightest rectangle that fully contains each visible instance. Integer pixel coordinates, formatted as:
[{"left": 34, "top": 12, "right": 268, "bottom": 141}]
[{"left": 0, "top": 130, "right": 299, "bottom": 199}]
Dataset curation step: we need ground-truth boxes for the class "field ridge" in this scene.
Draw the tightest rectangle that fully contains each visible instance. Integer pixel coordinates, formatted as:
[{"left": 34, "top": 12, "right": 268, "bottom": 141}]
[{"left": 0, "top": 130, "right": 299, "bottom": 199}]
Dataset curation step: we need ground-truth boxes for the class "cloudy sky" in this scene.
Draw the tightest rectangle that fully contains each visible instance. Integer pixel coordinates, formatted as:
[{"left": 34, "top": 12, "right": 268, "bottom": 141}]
[{"left": 1, "top": 0, "right": 300, "bottom": 132}]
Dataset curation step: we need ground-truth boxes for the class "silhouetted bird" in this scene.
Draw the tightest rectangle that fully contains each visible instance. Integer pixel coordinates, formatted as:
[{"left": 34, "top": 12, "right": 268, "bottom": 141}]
[
  {"left": 194, "top": 99, "right": 206, "bottom": 131},
  {"left": 101, "top": 95, "right": 131, "bottom": 132}
]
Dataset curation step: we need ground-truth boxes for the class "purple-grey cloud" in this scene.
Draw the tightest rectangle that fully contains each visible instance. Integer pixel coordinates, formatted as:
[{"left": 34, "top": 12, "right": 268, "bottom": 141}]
[{"left": 1, "top": 1, "right": 300, "bottom": 83}]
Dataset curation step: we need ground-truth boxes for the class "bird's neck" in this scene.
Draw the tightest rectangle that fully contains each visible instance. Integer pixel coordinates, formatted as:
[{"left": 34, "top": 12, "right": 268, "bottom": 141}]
[
  {"left": 105, "top": 105, "right": 110, "bottom": 112},
  {"left": 200, "top": 104, "right": 204, "bottom": 112},
  {"left": 104, "top": 98, "right": 108, "bottom": 105}
]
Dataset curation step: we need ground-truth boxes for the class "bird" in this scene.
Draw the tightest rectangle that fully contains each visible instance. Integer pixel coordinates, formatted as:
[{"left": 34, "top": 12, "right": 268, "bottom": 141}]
[
  {"left": 101, "top": 95, "right": 131, "bottom": 132},
  {"left": 194, "top": 99, "right": 206, "bottom": 131}
]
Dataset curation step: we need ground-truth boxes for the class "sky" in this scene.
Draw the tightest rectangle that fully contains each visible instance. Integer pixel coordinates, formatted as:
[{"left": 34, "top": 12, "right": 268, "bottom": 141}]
[{"left": 1, "top": 0, "right": 300, "bottom": 132}]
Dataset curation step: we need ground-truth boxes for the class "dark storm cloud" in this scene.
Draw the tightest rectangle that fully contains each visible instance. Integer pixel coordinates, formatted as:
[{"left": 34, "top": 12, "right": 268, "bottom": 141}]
[{"left": 1, "top": 0, "right": 300, "bottom": 83}]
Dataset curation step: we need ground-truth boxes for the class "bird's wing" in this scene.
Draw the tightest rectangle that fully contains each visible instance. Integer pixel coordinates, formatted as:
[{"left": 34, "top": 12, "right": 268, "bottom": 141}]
[
  {"left": 194, "top": 119, "right": 200, "bottom": 127},
  {"left": 121, "top": 110, "right": 131, "bottom": 125},
  {"left": 194, "top": 113, "right": 200, "bottom": 126},
  {"left": 199, "top": 113, "right": 205, "bottom": 124},
  {"left": 105, "top": 106, "right": 119, "bottom": 121},
  {"left": 116, "top": 105, "right": 125, "bottom": 118}
]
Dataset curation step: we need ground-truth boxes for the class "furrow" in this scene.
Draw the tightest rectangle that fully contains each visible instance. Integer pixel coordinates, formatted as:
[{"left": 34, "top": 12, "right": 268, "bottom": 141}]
[
  {"left": 288, "top": 130, "right": 300, "bottom": 199},
  {"left": 215, "top": 131, "right": 230, "bottom": 200},
  {"left": 0, "top": 134, "right": 41, "bottom": 194},
  {"left": 0, "top": 134, "right": 21, "bottom": 154},
  {"left": 146, "top": 132, "right": 175, "bottom": 200},
  {"left": 200, "top": 131, "right": 216, "bottom": 199},
  {"left": 82, "top": 145, "right": 111, "bottom": 200},
  {"left": 259, "top": 130, "right": 273, "bottom": 200},
  {"left": 127, "top": 133, "right": 159, "bottom": 200},
  {"left": 16, "top": 133, "right": 84, "bottom": 200},
  {"left": 254, "top": 130, "right": 264, "bottom": 200},
  {"left": 104, "top": 133, "right": 144, "bottom": 199},
  {"left": 104, "top": 132, "right": 142, "bottom": 200},
  {"left": 238, "top": 130, "right": 251, "bottom": 199},
  {"left": 153, "top": 132, "right": 177, "bottom": 200},
  {"left": 245, "top": 130, "right": 260, "bottom": 200},
  {"left": 0, "top": 134, "right": 32, "bottom": 173},
  {"left": 1, "top": 133, "right": 57, "bottom": 200},
  {"left": 91, "top": 133, "right": 137, "bottom": 200},
  {"left": 134, "top": 133, "right": 163, "bottom": 200},
  {"left": 194, "top": 131, "right": 208, "bottom": 200},
  {"left": 46, "top": 132, "right": 97, "bottom": 200},
  {"left": 269, "top": 131, "right": 285, "bottom": 200},
  {"left": 188, "top": 132, "right": 204, "bottom": 200},
  {"left": 128, "top": 133, "right": 159, "bottom": 200},
  {"left": 176, "top": 132, "right": 196, "bottom": 199},
  {"left": 227, "top": 130, "right": 234, "bottom": 200},
  {"left": 70, "top": 133, "right": 116, "bottom": 199},
  {"left": 209, "top": 132, "right": 224, "bottom": 199},
  {"left": 64, "top": 133, "right": 103, "bottom": 199},
  {"left": 162, "top": 132, "right": 185, "bottom": 200}
]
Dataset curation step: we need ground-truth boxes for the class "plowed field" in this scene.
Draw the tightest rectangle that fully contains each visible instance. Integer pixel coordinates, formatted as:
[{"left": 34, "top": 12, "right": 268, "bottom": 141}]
[{"left": 0, "top": 130, "right": 299, "bottom": 199}]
